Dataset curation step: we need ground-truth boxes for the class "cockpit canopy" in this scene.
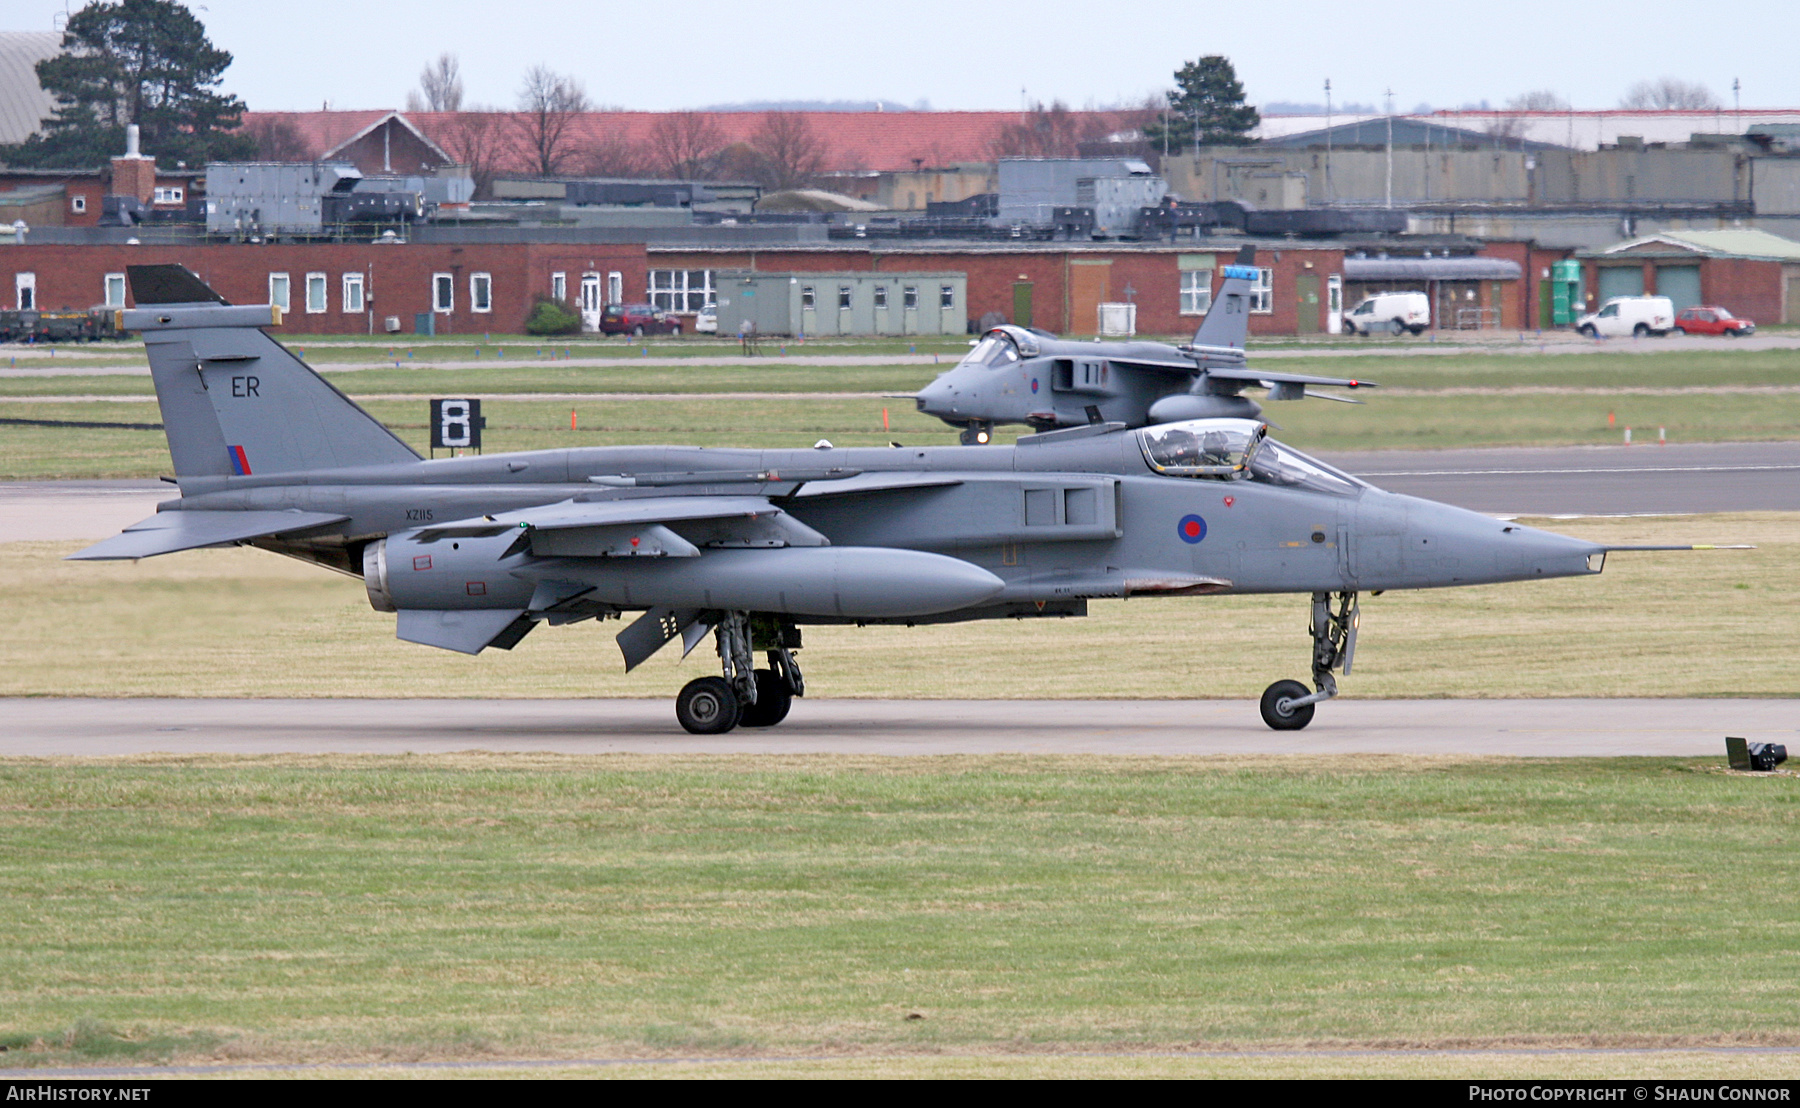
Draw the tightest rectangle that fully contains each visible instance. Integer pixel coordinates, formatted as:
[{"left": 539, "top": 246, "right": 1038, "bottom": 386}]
[
  {"left": 962, "top": 332, "right": 1022, "bottom": 370},
  {"left": 1138, "top": 418, "right": 1366, "bottom": 496}
]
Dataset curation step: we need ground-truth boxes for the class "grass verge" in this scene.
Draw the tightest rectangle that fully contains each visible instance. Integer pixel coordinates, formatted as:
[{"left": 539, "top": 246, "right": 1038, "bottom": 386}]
[{"left": 1, "top": 754, "right": 1797, "bottom": 1070}]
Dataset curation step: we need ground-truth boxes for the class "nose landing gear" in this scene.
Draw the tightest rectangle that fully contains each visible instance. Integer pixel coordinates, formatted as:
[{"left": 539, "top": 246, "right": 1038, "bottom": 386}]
[
  {"left": 674, "top": 613, "right": 805, "bottom": 734},
  {"left": 1260, "top": 590, "right": 1358, "bottom": 731}
]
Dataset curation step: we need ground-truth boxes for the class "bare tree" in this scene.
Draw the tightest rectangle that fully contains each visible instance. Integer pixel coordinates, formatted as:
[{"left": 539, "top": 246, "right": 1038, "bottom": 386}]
[
  {"left": 407, "top": 53, "right": 464, "bottom": 113},
  {"left": 578, "top": 131, "right": 650, "bottom": 178},
  {"left": 513, "top": 65, "right": 591, "bottom": 175},
  {"left": 1620, "top": 78, "right": 1720, "bottom": 110},
  {"left": 993, "top": 100, "right": 1088, "bottom": 157},
  {"left": 1506, "top": 89, "right": 1571, "bottom": 112},
  {"left": 648, "top": 111, "right": 725, "bottom": 179},
  {"left": 429, "top": 108, "right": 507, "bottom": 199},
  {"left": 243, "top": 115, "right": 311, "bottom": 160},
  {"left": 749, "top": 111, "right": 828, "bottom": 190}
]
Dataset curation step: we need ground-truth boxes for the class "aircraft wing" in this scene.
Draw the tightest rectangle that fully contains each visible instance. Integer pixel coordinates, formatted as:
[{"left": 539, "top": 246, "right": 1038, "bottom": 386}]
[
  {"left": 68, "top": 509, "right": 349, "bottom": 560},
  {"left": 1205, "top": 368, "right": 1375, "bottom": 389},
  {"left": 414, "top": 495, "right": 830, "bottom": 554},
  {"left": 415, "top": 495, "right": 802, "bottom": 540}
]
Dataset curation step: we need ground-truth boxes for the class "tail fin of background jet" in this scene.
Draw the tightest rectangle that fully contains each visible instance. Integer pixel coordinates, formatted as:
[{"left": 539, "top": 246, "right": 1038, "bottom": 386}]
[
  {"left": 127, "top": 265, "right": 419, "bottom": 480},
  {"left": 1190, "top": 245, "right": 1258, "bottom": 349}
]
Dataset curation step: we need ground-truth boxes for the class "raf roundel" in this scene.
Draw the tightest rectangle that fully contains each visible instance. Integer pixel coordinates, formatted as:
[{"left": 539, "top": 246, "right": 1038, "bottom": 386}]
[
  {"left": 1177, "top": 514, "right": 1207, "bottom": 544},
  {"left": 1030, "top": 377, "right": 1040, "bottom": 393}
]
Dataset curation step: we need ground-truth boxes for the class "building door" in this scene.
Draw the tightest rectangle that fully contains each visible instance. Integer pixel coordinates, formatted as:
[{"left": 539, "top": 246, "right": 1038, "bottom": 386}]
[
  {"left": 1295, "top": 273, "right": 1321, "bottom": 334},
  {"left": 1326, "top": 274, "right": 1342, "bottom": 334},
  {"left": 15, "top": 272, "right": 34, "bottom": 311},
  {"left": 1655, "top": 265, "right": 1701, "bottom": 311},
  {"left": 579, "top": 273, "right": 602, "bottom": 332},
  {"left": 1069, "top": 261, "right": 1110, "bottom": 336},
  {"left": 1012, "top": 282, "right": 1034, "bottom": 328},
  {"left": 1596, "top": 266, "right": 1645, "bottom": 303}
]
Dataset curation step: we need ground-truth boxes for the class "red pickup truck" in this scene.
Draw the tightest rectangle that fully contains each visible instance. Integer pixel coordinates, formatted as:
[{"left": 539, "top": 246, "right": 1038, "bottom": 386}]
[{"left": 1672, "top": 306, "right": 1756, "bottom": 337}]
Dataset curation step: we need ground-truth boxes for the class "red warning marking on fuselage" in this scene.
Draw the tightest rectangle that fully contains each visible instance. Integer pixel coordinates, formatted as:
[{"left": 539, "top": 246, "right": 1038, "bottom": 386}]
[{"left": 412, "top": 555, "right": 432, "bottom": 571}]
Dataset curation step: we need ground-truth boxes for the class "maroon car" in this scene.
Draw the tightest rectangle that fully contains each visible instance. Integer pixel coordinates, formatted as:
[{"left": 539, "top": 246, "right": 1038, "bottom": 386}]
[
  {"left": 1672, "top": 305, "right": 1756, "bottom": 337},
  {"left": 599, "top": 303, "right": 682, "bottom": 337}
]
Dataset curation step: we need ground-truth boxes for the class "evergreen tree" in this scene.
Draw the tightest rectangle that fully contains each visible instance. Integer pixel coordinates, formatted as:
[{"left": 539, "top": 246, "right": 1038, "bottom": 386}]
[
  {"left": 1143, "top": 55, "right": 1260, "bottom": 154},
  {"left": 1, "top": 0, "right": 254, "bottom": 169}
]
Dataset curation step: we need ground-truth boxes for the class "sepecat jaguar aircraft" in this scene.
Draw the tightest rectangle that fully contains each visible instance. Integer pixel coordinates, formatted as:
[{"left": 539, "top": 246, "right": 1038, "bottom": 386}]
[
  {"left": 914, "top": 246, "right": 1375, "bottom": 443},
  {"left": 75, "top": 265, "right": 1716, "bottom": 733}
]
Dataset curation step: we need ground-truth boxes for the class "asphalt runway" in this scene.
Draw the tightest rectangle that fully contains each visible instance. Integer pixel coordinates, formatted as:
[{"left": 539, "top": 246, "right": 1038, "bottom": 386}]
[{"left": 2, "top": 697, "right": 1789, "bottom": 757}]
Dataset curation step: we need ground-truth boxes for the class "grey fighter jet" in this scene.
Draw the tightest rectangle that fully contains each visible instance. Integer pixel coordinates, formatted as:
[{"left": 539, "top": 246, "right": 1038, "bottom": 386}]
[
  {"left": 76, "top": 265, "right": 1706, "bottom": 733},
  {"left": 914, "top": 247, "right": 1373, "bottom": 443}
]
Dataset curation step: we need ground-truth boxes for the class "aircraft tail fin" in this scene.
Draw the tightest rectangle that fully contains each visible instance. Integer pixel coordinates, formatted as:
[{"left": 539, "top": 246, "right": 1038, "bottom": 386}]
[
  {"left": 127, "top": 265, "right": 419, "bottom": 481},
  {"left": 1190, "top": 245, "right": 1258, "bottom": 349}
]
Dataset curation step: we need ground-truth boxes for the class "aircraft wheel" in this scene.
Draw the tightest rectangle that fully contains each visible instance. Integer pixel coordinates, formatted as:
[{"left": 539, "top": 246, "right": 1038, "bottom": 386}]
[
  {"left": 738, "top": 669, "right": 793, "bottom": 728},
  {"left": 677, "top": 676, "right": 740, "bottom": 734},
  {"left": 1259, "top": 679, "right": 1315, "bottom": 731}
]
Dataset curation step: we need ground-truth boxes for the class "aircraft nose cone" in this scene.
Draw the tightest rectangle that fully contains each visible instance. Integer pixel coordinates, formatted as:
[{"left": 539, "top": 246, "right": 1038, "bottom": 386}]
[
  {"left": 916, "top": 378, "right": 958, "bottom": 416},
  {"left": 1386, "top": 494, "right": 1604, "bottom": 586}
]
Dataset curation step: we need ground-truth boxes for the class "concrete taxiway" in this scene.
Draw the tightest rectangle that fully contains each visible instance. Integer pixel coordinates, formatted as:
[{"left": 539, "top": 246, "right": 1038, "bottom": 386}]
[{"left": 1, "top": 697, "right": 1788, "bottom": 757}]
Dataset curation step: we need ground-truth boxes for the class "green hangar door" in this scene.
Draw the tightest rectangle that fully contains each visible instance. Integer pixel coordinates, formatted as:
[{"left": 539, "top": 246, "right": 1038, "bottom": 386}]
[
  {"left": 1596, "top": 266, "right": 1645, "bottom": 303},
  {"left": 1655, "top": 265, "right": 1701, "bottom": 312}
]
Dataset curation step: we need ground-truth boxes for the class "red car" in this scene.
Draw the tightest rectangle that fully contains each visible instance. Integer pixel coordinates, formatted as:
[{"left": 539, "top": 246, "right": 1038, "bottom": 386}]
[
  {"left": 599, "top": 303, "right": 682, "bottom": 337},
  {"left": 1673, "top": 306, "right": 1756, "bottom": 337}
]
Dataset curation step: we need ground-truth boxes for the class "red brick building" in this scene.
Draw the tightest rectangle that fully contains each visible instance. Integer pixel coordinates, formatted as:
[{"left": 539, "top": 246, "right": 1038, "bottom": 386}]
[
  {"left": 1575, "top": 230, "right": 1800, "bottom": 323},
  {"left": 0, "top": 240, "right": 644, "bottom": 333}
]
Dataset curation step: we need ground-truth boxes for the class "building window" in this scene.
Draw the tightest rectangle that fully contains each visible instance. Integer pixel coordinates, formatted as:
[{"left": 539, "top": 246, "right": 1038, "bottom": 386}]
[
  {"left": 14, "top": 273, "right": 32, "bottom": 311},
  {"left": 70, "top": 195, "right": 86, "bottom": 214},
  {"left": 1180, "top": 270, "right": 1213, "bottom": 315},
  {"left": 1250, "top": 267, "right": 1273, "bottom": 314},
  {"left": 268, "top": 273, "right": 290, "bottom": 313},
  {"left": 342, "top": 272, "right": 365, "bottom": 313},
  {"left": 874, "top": 285, "right": 888, "bottom": 310},
  {"left": 837, "top": 285, "right": 852, "bottom": 310},
  {"left": 800, "top": 285, "right": 815, "bottom": 310},
  {"left": 903, "top": 285, "right": 918, "bottom": 309},
  {"left": 152, "top": 186, "right": 184, "bottom": 204},
  {"left": 607, "top": 271, "right": 622, "bottom": 305},
  {"left": 433, "top": 273, "right": 453, "bottom": 313},
  {"left": 103, "top": 273, "right": 126, "bottom": 308},
  {"left": 647, "top": 268, "right": 713, "bottom": 312},
  {"left": 940, "top": 285, "right": 955, "bottom": 309},
  {"left": 305, "top": 272, "right": 327, "bottom": 314},
  {"left": 470, "top": 273, "right": 492, "bottom": 313},
  {"left": 551, "top": 272, "right": 566, "bottom": 303}
]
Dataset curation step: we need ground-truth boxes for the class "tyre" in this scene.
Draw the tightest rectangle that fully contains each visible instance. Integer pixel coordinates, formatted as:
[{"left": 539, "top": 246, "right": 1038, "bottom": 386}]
[
  {"left": 1674, "top": 327, "right": 1686, "bottom": 335},
  {"left": 1726, "top": 328, "right": 1742, "bottom": 338},
  {"left": 1579, "top": 324, "right": 1598, "bottom": 339},
  {"left": 676, "top": 676, "right": 740, "bottom": 734},
  {"left": 632, "top": 324, "right": 645, "bottom": 338},
  {"left": 1632, "top": 323, "right": 1650, "bottom": 338},
  {"left": 1391, "top": 317, "right": 1408, "bottom": 336},
  {"left": 737, "top": 669, "right": 793, "bottom": 728},
  {"left": 670, "top": 324, "right": 681, "bottom": 336},
  {"left": 1259, "top": 679, "right": 1316, "bottom": 731}
]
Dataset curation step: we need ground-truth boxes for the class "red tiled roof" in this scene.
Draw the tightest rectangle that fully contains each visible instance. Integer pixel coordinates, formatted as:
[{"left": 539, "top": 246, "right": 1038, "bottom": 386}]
[{"left": 240, "top": 109, "right": 1144, "bottom": 174}]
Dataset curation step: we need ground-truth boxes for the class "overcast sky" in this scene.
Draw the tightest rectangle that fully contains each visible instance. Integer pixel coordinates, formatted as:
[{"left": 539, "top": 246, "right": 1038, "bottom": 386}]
[{"left": 3, "top": 0, "right": 1794, "bottom": 115}]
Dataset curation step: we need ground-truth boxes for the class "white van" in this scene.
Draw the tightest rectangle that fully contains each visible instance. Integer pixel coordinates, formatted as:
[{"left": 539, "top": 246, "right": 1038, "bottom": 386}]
[
  {"left": 1575, "top": 295, "right": 1674, "bottom": 338},
  {"left": 1343, "top": 291, "right": 1430, "bottom": 336}
]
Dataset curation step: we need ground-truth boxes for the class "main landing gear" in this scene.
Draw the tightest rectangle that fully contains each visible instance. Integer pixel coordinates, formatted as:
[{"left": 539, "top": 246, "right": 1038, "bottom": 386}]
[
  {"left": 674, "top": 613, "right": 805, "bottom": 734},
  {"left": 1260, "top": 591, "right": 1358, "bottom": 731}
]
